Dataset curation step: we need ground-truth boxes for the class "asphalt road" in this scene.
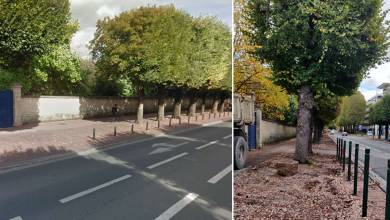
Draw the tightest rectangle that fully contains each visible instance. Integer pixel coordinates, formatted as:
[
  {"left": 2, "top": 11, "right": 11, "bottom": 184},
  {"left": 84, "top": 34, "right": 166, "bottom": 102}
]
[
  {"left": 335, "top": 134, "right": 390, "bottom": 183},
  {"left": 0, "top": 121, "right": 232, "bottom": 220}
]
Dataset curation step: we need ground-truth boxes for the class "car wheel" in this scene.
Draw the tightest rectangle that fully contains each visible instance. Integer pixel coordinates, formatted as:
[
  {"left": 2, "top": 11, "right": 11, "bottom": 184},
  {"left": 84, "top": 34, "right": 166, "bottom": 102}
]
[{"left": 234, "top": 136, "right": 248, "bottom": 170}]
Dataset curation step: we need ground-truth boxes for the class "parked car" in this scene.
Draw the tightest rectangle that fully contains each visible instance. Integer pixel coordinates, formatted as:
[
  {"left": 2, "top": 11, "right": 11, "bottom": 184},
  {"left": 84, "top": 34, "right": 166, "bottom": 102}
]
[
  {"left": 342, "top": 132, "right": 348, "bottom": 136},
  {"left": 367, "top": 130, "right": 373, "bottom": 136}
]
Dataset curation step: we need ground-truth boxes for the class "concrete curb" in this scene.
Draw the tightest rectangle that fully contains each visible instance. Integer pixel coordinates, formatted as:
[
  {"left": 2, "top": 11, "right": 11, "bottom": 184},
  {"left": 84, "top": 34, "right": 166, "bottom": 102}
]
[{"left": 0, "top": 119, "right": 231, "bottom": 175}]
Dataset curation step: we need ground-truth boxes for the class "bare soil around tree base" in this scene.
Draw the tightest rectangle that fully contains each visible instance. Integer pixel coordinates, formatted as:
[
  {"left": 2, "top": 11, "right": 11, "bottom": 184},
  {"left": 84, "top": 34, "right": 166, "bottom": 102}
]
[{"left": 234, "top": 136, "right": 385, "bottom": 219}]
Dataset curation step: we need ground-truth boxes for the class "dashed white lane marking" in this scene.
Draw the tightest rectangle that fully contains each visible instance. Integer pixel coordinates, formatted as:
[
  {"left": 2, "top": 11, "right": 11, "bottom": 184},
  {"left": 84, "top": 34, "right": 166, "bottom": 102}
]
[
  {"left": 155, "top": 193, "right": 199, "bottom": 220},
  {"left": 202, "top": 120, "right": 223, "bottom": 127},
  {"left": 9, "top": 217, "right": 22, "bottom": 220},
  {"left": 147, "top": 153, "right": 189, "bottom": 169},
  {"left": 59, "top": 174, "right": 131, "bottom": 203},
  {"left": 207, "top": 165, "right": 232, "bottom": 184},
  {"left": 222, "top": 134, "right": 232, "bottom": 139},
  {"left": 195, "top": 140, "right": 218, "bottom": 150}
]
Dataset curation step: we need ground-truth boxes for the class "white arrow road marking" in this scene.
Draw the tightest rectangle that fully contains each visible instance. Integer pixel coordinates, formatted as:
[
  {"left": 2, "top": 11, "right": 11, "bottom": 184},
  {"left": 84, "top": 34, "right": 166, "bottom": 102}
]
[
  {"left": 147, "top": 152, "right": 188, "bottom": 169},
  {"left": 207, "top": 165, "right": 232, "bottom": 184},
  {"left": 155, "top": 193, "right": 199, "bottom": 220},
  {"left": 149, "top": 142, "right": 189, "bottom": 155},
  {"left": 9, "top": 217, "right": 22, "bottom": 220},
  {"left": 195, "top": 140, "right": 218, "bottom": 150},
  {"left": 59, "top": 174, "right": 131, "bottom": 203}
]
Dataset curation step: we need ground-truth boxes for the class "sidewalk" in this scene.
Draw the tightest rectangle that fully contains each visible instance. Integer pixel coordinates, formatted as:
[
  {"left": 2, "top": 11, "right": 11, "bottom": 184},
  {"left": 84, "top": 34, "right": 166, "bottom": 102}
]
[
  {"left": 235, "top": 136, "right": 385, "bottom": 219},
  {"left": 0, "top": 111, "right": 231, "bottom": 170}
]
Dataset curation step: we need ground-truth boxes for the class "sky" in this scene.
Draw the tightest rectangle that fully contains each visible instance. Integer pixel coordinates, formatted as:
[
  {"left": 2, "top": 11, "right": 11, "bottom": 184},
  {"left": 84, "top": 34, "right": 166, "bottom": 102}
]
[
  {"left": 358, "top": 0, "right": 390, "bottom": 100},
  {"left": 69, "top": 0, "right": 232, "bottom": 59}
]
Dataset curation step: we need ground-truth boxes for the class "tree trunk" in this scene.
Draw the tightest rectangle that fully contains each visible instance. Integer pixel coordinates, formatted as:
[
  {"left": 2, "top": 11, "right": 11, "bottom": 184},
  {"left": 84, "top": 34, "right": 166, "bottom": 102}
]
[
  {"left": 218, "top": 98, "right": 225, "bottom": 113},
  {"left": 157, "top": 87, "right": 166, "bottom": 121},
  {"left": 201, "top": 99, "right": 206, "bottom": 115},
  {"left": 136, "top": 87, "right": 144, "bottom": 123},
  {"left": 295, "top": 86, "right": 314, "bottom": 163},
  {"left": 308, "top": 113, "right": 313, "bottom": 154},
  {"left": 212, "top": 98, "right": 219, "bottom": 113},
  {"left": 188, "top": 95, "right": 197, "bottom": 117},
  {"left": 386, "top": 124, "right": 389, "bottom": 140},
  {"left": 173, "top": 98, "right": 182, "bottom": 118},
  {"left": 378, "top": 124, "right": 382, "bottom": 139}
]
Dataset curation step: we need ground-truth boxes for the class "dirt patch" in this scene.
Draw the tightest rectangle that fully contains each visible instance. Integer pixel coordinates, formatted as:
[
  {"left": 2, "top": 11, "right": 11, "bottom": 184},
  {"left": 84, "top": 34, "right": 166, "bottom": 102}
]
[{"left": 234, "top": 137, "right": 385, "bottom": 219}]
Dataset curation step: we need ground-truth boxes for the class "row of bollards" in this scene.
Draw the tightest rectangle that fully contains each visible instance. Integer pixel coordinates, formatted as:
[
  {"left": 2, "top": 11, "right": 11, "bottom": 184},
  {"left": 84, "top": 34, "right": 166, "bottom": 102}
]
[
  {"left": 336, "top": 137, "right": 370, "bottom": 217},
  {"left": 91, "top": 111, "right": 230, "bottom": 139}
]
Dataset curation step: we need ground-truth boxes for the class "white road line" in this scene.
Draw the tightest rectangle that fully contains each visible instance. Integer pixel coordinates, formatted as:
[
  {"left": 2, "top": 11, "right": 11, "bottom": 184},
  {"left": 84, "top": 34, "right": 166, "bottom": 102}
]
[
  {"left": 147, "top": 153, "right": 188, "bottom": 169},
  {"left": 202, "top": 120, "right": 223, "bottom": 127},
  {"left": 207, "top": 165, "right": 232, "bottom": 184},
  {"left": 222, "top": 134, "right": 232, "bottom": 139},
  {"left": 59, "top": 174, "right": 131, "bottom": 203},
  {"left": 155, "top": 193, "right": 199, "bottom": 220},
  {"left": 9, "top": 217, "right": 22, "bottom": 220},
  {"left": 195, "top": 140, "right": 218, "bottom": 150}
]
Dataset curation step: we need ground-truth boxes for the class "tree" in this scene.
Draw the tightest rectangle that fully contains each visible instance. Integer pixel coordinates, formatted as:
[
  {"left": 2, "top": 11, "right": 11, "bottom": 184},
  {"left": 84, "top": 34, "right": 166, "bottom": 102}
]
[
  {"left": 337, "top": 92, "right": 366, "bottom": 133},
  {"left": 234, "top": 0, "right": 289, "bottom": 121},
  {"left": 0, "top": 0, "right": 79, "bottom": 94},
  {"left": 248, "top": 0, "right": 389, "bottom": 163},
  {"left": 90, "top": 5, "right": 231, "bottom": 122},
  {"left": 369, "top": 94, "right": 390, "bottom": 140}
]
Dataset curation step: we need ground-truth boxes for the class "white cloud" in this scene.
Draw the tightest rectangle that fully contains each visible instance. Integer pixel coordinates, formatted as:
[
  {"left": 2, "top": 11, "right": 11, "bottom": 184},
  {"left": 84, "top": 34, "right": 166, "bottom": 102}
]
[
  {"left": 96, "top": 5, "right": 121, "bottom": 18},
  {"left": 70, "top": 27, "right": 96, "bottom": 59}
]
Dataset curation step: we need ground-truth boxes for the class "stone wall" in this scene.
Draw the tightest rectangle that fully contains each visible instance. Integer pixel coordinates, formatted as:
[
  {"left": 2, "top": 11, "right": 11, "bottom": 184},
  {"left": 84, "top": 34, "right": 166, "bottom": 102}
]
[{"left": 18, "top": 95, "right": 217, "bottom": 124}]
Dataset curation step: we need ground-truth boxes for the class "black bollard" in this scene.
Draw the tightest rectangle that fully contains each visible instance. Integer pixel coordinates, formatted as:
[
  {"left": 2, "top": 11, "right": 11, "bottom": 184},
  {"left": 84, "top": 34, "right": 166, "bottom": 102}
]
[
  {"left": 131, "top": 124, "right": 134, "bottom": 134},
  {"left": 348, "top": 141, "right": 352, "bottom": 181},
  {"left": 158, "top": 120, "right": 160, "bottom": 128},
  {"left": 146, "top": 122, "right": 149, "bottom": 130},
  {"left": 362, "top": 148, "right": 370, "bottom": 217},
  {"left": 93, "top": 128, "right": 96, "bottom": 139},
  {"left": 385, "top": 160, "right": 390, "bottom": 220},
  {"left": 343, "top": 140, "right": 346, "bottom": 171},
  {"left": 353, "top": 144, "right": 359, "bottom": 195},
  {"left": 114, "top": 126, "right": 117, "bottom": 136},
  {"left": 169, "top": 118, "right": 172, "bottom": 127}
]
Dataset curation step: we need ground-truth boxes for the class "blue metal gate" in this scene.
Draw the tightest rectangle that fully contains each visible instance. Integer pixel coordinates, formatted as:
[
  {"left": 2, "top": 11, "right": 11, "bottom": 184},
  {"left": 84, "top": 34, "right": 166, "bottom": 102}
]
[{"left": 0, "top": 90, "right": 13, "bottom": 128}]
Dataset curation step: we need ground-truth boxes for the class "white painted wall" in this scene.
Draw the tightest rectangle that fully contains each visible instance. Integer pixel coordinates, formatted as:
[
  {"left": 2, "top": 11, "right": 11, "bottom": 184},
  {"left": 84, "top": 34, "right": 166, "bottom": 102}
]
[
  {"left": 19, "top": 96, "right": 218, "bottom": 124},
  {"left": 260, "top": 120, "right": 296, "bottom": 144}
]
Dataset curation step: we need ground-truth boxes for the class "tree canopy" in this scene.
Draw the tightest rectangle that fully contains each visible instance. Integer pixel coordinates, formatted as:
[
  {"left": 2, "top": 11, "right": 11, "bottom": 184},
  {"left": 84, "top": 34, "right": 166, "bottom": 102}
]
[
  {"left": 90, "top": 5, "right": 231, "bottom": 93},
  {"left": 247, "top": 0, "right": 389, "bottom": 162}
]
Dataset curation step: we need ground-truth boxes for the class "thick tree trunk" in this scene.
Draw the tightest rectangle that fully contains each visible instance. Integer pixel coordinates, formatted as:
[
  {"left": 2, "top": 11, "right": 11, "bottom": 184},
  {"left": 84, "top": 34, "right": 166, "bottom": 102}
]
[
  {"left": 136, "top": 87, "right": 144, "bottom": 123},
  {"left": 212, "top": 98, "right": 219, "bottom": 113},
  {"left": 386, "top": 124, "right": 389, "bottom": 140},
  {"left": 188, "top": 99, "right": 197, "bottom": 116},
  {"left": 173, "top": 98, "right": 182, "bottom": 118},
  {"left": 218, "top": 99, "right": 225, "bottom": 113},
  {"left": 157, "top": 87, "right": 166, "bottom": 121},
  {"left": 378, "top": 124, "right": 382, "bottom": 139},
  {"left": 308, "top": 113, "right": 313, "bottom": 154},
  {"left": 295, "top": 86, "right": 314, "bottom": 163}
]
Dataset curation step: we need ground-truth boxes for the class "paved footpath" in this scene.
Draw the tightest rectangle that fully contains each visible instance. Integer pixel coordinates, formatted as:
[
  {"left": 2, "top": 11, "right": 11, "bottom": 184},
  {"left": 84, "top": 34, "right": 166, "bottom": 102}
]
[
  {"left": 0, "top": 121, "right": 232, "bottom": 220},
  {"left": 0, "top": 111, "right": 230, "bottom": 170}
]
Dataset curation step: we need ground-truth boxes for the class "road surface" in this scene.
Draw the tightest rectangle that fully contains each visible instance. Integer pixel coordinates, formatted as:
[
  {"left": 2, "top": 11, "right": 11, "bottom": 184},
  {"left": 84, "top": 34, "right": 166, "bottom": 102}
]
[
  {"left": 335, "top": 134, "right": 390, "bottom": 184},
  {"left": 1, "top": 121, "right": 232, "bottom": 220}
]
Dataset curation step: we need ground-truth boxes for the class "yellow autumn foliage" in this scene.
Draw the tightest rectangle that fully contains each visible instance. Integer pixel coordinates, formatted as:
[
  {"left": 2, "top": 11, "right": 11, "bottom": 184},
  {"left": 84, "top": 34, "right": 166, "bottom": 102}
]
[{"left": 234, "top": 0, "right": 289, "bottom": 121}]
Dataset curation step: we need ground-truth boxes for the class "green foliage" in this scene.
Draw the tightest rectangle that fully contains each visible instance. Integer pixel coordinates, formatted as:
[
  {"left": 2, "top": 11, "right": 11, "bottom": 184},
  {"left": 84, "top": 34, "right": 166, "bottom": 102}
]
[
  {"left": 90, "top": 5, "right": 231, "bottom": 95},
  {"left": 248, "top": 0, "right": 389, "bottom": 96},
  {"left": 337, "top": 92, "right": 366, "bottom": 126},
  {"left": 314, "top": 90, "right": 341, "bottom": 125},
  {"left": 369, "top": 94, "right": 390, "bottom": 124},
  {"left": 283, "top": 95, "right": 298, "bottom": 126},
  {"left": 0, "top": 0, "right": 77, "bottom": 68},
  {"left": 30, "top": 45, "right": 82, "bottom": 95}
]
